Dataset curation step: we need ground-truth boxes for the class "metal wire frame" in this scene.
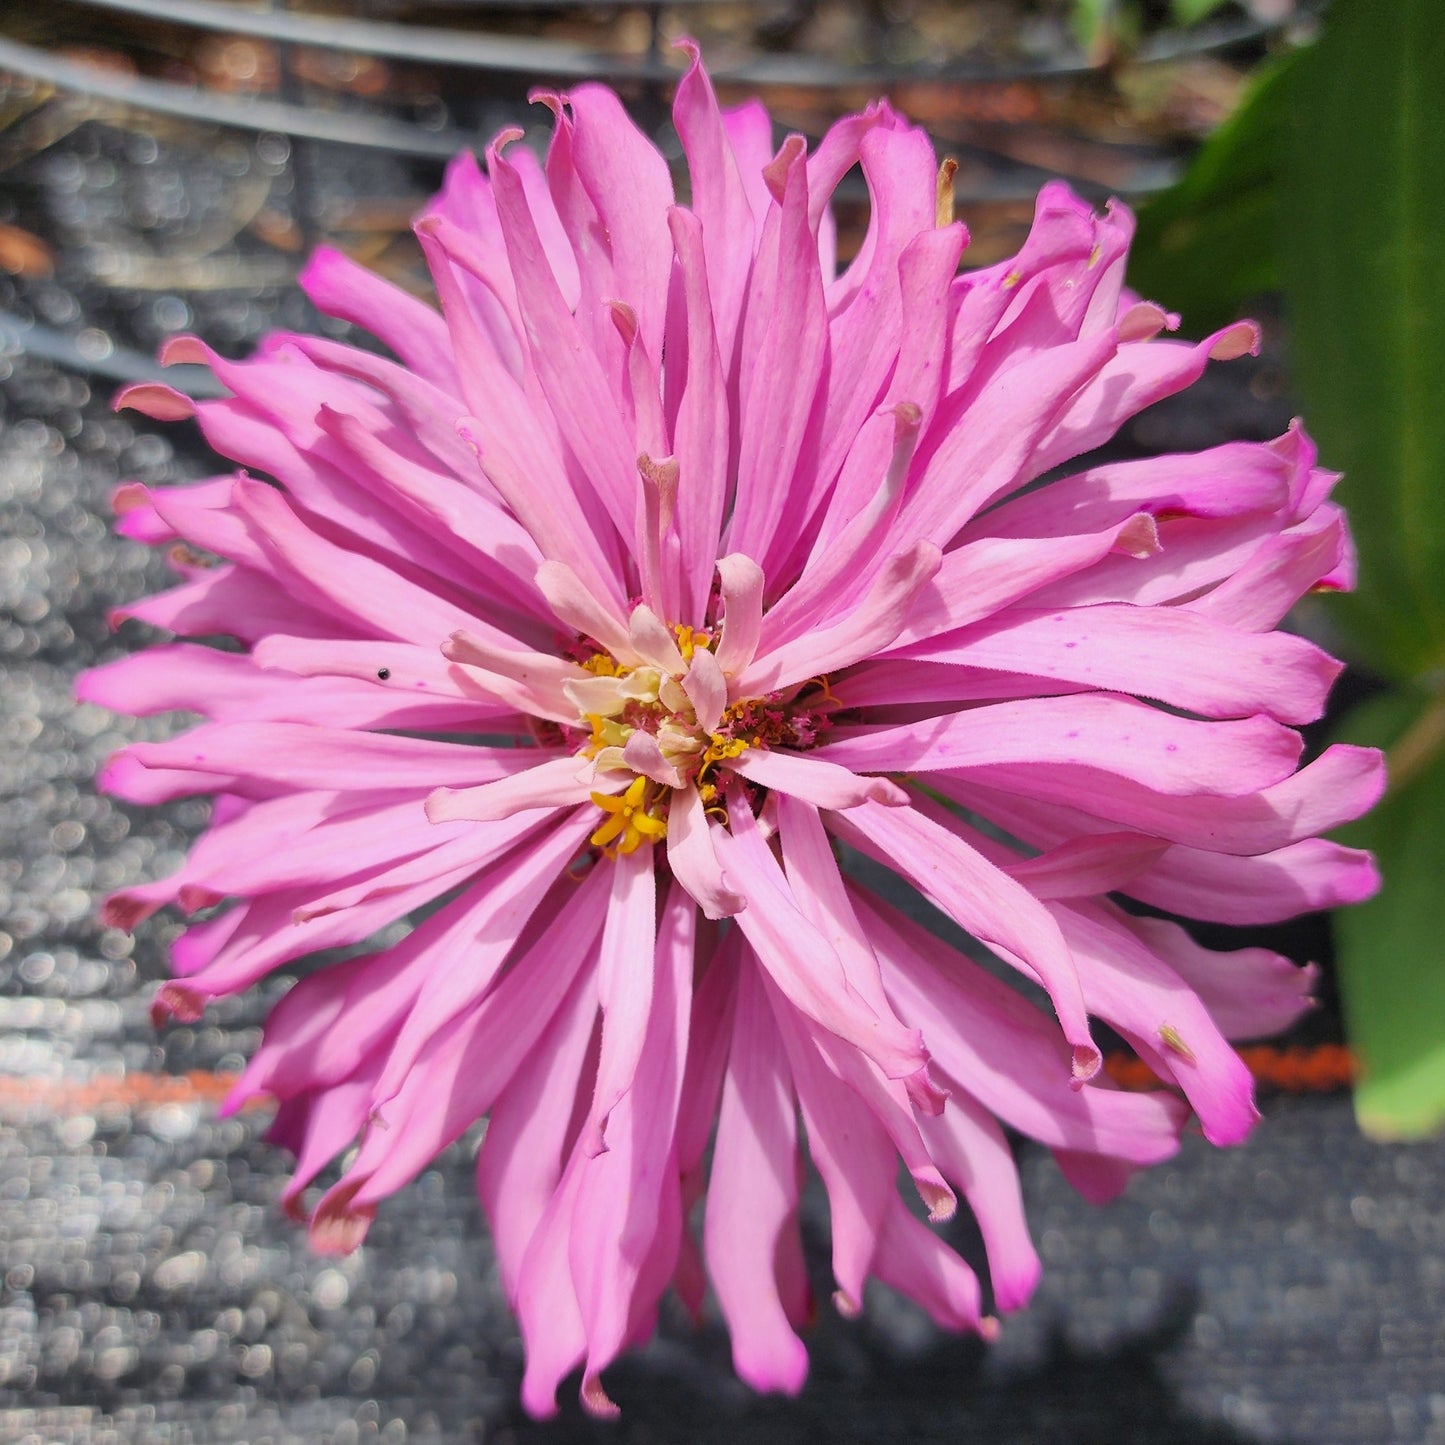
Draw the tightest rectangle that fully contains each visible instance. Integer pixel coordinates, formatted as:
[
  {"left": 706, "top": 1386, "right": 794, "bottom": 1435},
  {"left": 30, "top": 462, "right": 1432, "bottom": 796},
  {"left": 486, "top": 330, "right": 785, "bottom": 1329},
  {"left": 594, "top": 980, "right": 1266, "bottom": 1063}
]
[
  {"left": 0, "top": 1, "right": 1304, "bottom": 387},
  {"left": 0, "top": 33, "right": 471, "bottom": 155},
  {"left": 0, "top": 307, "right": 227, "bottom": 395},
  {"left": 30, "top": 0, "right": 1297, "bottom": 86}
]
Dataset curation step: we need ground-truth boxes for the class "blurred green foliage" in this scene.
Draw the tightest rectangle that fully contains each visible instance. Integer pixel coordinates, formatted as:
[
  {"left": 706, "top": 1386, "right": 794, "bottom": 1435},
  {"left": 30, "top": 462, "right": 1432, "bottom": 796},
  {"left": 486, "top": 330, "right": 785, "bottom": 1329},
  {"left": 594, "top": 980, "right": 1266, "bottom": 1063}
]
[
  {"left": 1129, "top": 0, "right": 1445, "bottom": 1139},
  {"left": 1071, "top": 0, "right": 1231, "bottom": 61}
]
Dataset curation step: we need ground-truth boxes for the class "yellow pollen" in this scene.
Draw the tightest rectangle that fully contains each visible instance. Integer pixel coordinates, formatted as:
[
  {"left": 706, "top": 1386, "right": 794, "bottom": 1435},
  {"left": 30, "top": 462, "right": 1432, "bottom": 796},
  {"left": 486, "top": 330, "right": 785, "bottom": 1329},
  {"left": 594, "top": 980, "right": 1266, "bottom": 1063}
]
[
  {"left": 1158, "top": 1024, "right": 1196, "bottom": 1063},
  {"left": 671, "top": 623, "right": 714, "bottom": 663},
  {"left": 807, "top": 673, "right": 839, "bottom": 706},
  {"left": 590, "top": 775, "right": 667, "bottom": 854},
  {"left": 582, "top": 652, "right": 620, "bottom": 676},
  {"left": 584, "top": 713, "right": 630, "bottom": 756},
  {"left": 698, "top": 734, "right": 748, "bottom": 781}
]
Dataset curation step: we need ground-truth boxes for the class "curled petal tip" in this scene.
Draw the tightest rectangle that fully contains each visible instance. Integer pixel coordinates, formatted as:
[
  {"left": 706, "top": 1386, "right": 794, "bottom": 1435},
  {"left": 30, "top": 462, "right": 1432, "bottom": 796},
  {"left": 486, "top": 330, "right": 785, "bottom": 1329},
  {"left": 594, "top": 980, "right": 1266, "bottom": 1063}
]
[
  {"left": 157, "top": 334, "right": 208, "bottom": 367},
  {"left": 485, "top": 125, "right": 526, "bottom": 164},
  {"left": 1114, "top": 513, "right": 1161, "bottom": 559},
  {"left": 1071, "top": 1043, "right": 1103, "bottom": 1087},
  {"left": 871, "top": 778, "right": 912, "bottom": 807},
  {"left": 114, "top": 381, "right": 196, "bottom": 421},
  {"left": 762, "top": 134, "right": 806, "bottom": 204},
  {"left": 606, "top": 299, "right": 639, "bottom": 345},
  {"left": 423, "top": 787, "right": 456, "bottom": 823},
  {"left": 892, "top": 399, "right": 923, "bottom": 435},
  {"left": 832, "top": 1288, "right": 862, "bottom": 1320},
  {"left": 581, "top": 1118, "right": 611, "bottom": 1159},
  {"left": 904, "top": 1065, "right": 949, "bottom": 1116},
  {"left": 580, "top": 1375, "right": 621, "bottom": 1420},
  {"left": 1116, "top": 301, "right": 1171, "bottom": 344},
  {"left": 100, "top": 893, "right": 147, "bottom": 933},
  {"left": 922, "top": 1178, "right": 958, "bottom": 1224},
  {"left": 176, "top": 884, "right": 222, "bottom": 915},
  {"left": 1209, "top": 320, "right": 1262, "bottom": 361},
  {"left": 309, "top": 1193, "right": 376, "bottom": 1256},
  {"left": 151, "top": 982, "right": 205, "bottom": 1026}
]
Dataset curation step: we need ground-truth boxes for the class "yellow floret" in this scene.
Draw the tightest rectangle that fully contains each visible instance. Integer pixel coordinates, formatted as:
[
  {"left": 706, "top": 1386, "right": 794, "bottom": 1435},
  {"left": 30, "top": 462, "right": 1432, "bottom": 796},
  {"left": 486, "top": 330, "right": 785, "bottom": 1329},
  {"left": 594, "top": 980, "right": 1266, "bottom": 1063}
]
[{"left": 590, "top": 775, "right": 667, "bottom": 854}]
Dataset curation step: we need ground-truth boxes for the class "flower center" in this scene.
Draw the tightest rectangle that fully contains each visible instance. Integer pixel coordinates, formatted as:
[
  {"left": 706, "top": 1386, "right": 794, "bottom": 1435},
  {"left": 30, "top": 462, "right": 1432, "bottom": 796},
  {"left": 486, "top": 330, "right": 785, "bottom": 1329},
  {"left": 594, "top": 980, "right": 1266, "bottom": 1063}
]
[{"left": 562, "top": 617, "right": 833, "bottom": 855}]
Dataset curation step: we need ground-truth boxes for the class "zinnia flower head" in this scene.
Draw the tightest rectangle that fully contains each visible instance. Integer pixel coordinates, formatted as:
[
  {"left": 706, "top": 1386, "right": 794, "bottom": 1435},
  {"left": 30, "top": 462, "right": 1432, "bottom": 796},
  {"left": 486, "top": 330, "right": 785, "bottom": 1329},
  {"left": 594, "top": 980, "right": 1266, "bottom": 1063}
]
[{"left": 84, "top": 46, "right": 1383, "bottom": 1417}]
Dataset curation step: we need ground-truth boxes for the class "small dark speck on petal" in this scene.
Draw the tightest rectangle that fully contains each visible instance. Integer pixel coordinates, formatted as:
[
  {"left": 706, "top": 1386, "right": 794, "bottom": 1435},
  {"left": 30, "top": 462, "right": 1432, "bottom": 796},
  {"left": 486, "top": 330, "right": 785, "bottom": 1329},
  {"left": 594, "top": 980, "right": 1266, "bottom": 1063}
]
[{"left": 377, "top": 667, "right": 391, "bottom": 680}]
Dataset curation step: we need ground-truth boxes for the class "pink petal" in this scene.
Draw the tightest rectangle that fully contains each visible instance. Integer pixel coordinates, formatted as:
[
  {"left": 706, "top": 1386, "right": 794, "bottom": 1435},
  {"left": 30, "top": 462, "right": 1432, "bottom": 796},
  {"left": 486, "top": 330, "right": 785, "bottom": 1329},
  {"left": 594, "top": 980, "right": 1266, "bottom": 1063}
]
[
  {"left": 829, "top": 803, "right": 1099, "bottom": 1083},
  {"left": 732, "top": 747, "right": 908, "bottom": 810},
  {"left": 1127, "top": 837, "right": 1381, "bottom": 924},
  {"left": 738, "top": 540, "right": 942, "bottom": 696},
  {"left": 113, "top": 560, "right": 346, "bottom": 645},
  {"left": 671, "top": 41, "right": 755, "bottom": 375},
  {"left": 667, "top": 207, "right": 732, "bottom": 623},
  {"left": 1187, "top": 508, "right": 1348, "bottom": 631},
  {"left": 80, "top": 643, "right": 496, "bottom": 733},
  {"left": 703, "top": 956, "right": 811, "bottom": 1395},
  {"left": 1123, "top": 914, "right": 1317, "bottom": 1041},
  {"left": 231, "top": 477, "right": 517, "bottom": 650},
  {"left": 534, "top": 559, "right": 637, "bottom": 663},
  {"left": 940, "top": 742, "right": 1384, "bottom": 856},
  {"left": 822, "top": 693, "right": 1303, "bottom": 798},
  {"left": 1005, "top": 831, "right": 1171, "bottom": 900},
  {"left": 487, "top": 133, "right": 639, "bottom": 541},
  {"left": 298, "top": 245, "right": 459, "bottom": 391},
  {"left": 859, "top": 886, "right": 1187, "bottom": 1161},
  {"left": 1048, "top": 898, "right": 1259, "bottom": 1145},
  {"left": 581, "top": 846, "right": 658, "bottom": 1156},
  {"left": 971, "top": 435, "right": 1294, "bottom": 541},
  {"left": 886, "top": 513, "right": 1162, "bottom": 649},
  {"left": 715, "top": 792, "right": 931, "bottom": 1085},
  {"left": 619, "top": 730, "right": 685, "bottom": 790},
  {"left": 476, "top": 936, "right": 602, "bottom": 1305},
  {"left": 427, "top": 755, "right": 604, "bottom": 823},
  {"left": 573, "top": 880, "right": 694, "bottom": 1399},
  {"left": 908, "top": 603, "right": 1342, "bottom": 725},
  {"left": 666, "top": 785, "right": 746, "bottom": 920},
  {"left": 713, "top": 553, "right": 765, "bottom": 678},
  {"left": 768, "top": 979, "right": 895, "bottom": 1313},
  {"left": 564, "top": 83, "right": 674, "bottom": 363},
  {"left": 682, "top": 647, "right": 727, "bottom": 734},
  {"left": 115, "top": 721, "right": 539, "bottom": 794},
  {"left": 918, "top": 1090, "right": 1041, "bottom": 1312},
  {"left": 1030, "top": 322, "right": 1260, "bottom": 477},
  {"left": 442, "top": 628, "right": 588, "bottom": 724},
  {"left": 871, "top": 1196, "right": 985, "bottom": 1333},
  {"left": 367, "top": 808, "right": 595, "bottom": 1107},
  {"left": 350, "top": 871, "right": 605, "bottom": 1212},
  {"left": 724, "top": 135, "right": 829, "bottom": 579}
]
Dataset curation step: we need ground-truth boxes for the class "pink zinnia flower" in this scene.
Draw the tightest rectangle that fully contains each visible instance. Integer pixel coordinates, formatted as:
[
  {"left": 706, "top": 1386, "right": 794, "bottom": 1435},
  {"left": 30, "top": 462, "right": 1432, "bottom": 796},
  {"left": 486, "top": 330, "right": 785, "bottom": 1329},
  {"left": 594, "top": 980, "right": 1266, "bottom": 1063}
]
[{"left": 83, "top": 48, "right": 1382, "bottom": 1417}]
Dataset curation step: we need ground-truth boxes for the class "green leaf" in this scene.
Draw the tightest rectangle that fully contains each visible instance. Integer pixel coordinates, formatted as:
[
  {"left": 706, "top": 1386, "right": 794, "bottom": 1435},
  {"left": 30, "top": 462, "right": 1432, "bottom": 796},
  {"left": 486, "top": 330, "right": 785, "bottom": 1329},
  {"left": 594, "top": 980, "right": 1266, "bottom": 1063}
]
[
  {"left": 1281, "top": 0, "right": 1445, "bottom": 680},
  {"left": 1334, "top": 689, "right": 1445, "bottom": 1140},
  {"left": 1127, "top": 53, "right": 1292, "bottom": 334},
  {"left": 1169, "top": 0, "right": 1231, "bottom": 25},
  {"left": 1071, "top": 0, "right": 1122, "bottom": 61}
]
